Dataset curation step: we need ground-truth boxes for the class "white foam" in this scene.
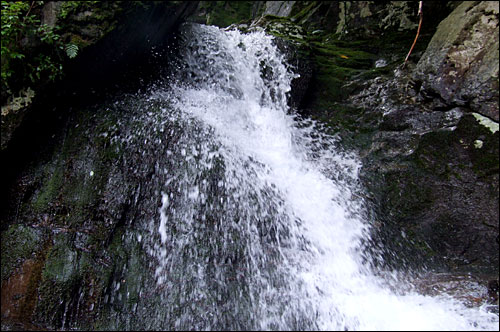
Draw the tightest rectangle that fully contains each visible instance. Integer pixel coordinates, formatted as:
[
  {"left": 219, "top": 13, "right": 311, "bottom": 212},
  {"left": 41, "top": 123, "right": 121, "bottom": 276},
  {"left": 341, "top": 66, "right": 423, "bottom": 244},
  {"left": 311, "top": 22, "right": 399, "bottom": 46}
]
[{"left": 148, "top": 23, "right": 498, "bottom": 330}]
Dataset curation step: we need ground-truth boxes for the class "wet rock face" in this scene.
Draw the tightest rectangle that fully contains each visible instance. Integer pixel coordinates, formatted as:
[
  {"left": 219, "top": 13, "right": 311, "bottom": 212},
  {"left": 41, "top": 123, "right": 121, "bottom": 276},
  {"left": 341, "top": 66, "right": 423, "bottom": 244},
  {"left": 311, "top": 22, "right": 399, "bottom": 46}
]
[
  {"left": 1, "top": 95, "right": 183, "bottom": 330},
  {"left": 265, "top": 31, "right": 313, "bottom": 111},
  {"left": 260, "top": 1, "right": 499, "bottom": 273},
  {"left": 263, "top": 1, "right": 296, "bottom": 17},
  {"left": 341, "top": 2, "right": 499, "bottom": 273},
  {"left": 1, "top": 3, "right": 200, "bottom": 329},
  {"left": 414, "top": 1, "right": 499, "bottom": 121}
]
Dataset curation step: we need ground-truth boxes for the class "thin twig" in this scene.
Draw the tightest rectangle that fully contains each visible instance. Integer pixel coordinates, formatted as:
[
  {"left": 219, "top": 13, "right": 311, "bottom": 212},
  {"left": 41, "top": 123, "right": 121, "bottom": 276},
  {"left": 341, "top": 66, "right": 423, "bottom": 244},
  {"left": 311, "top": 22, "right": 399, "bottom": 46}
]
[
  {"left": 25, "top": 1, "right": 36, "bottom": 17},
  {"left": 403, "top": 1, "right": 423, "bottom": 67}
]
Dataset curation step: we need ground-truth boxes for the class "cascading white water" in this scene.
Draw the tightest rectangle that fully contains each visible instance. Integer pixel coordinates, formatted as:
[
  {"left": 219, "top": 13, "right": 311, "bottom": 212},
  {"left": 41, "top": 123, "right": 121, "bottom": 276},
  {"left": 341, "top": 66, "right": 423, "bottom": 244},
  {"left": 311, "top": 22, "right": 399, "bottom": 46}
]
[{"left": 145, "top": 23, "right": 499, "bottom": 330}]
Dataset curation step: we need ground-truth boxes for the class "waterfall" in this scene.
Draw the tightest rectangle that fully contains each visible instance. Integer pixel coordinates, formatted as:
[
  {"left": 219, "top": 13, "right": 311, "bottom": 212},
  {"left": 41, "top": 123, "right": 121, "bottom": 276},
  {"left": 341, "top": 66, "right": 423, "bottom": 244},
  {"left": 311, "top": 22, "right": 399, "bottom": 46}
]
[{"left": 139, "top": 23, "right": 498, "bottom": 330}]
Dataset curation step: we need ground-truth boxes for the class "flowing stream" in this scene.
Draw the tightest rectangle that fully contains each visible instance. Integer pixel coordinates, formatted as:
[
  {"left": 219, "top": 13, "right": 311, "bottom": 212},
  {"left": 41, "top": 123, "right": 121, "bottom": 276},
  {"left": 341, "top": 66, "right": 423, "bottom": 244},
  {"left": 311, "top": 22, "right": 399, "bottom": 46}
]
[{"left": 135, "top": 23, "right": 498, "bottom": 330}]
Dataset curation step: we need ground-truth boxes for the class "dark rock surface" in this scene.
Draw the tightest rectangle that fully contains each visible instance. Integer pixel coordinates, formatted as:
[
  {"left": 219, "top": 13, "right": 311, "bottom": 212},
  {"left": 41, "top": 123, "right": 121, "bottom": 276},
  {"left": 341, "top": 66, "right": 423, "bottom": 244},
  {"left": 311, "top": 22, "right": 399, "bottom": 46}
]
[
  {"left": 414, "top": 1, "right": 499, "bottom": 121},
  {"left": 1, "top": 2, "right": 199, "bottom": 329},
  {"left": 336, "top": 2, "right": 499, "bottom": 273},
  {"left": 1, "top": 93, "right": 188, "bottom": 330}
]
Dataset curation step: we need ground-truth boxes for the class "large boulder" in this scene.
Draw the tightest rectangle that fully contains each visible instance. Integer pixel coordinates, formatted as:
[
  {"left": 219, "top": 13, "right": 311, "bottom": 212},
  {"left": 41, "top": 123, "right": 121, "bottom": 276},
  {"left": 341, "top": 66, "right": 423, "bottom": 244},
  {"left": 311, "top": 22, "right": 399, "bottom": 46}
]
[
  {"left": 414, "top": 1, "right": 499, "bottom": 121},
  {"left": 340, "top": 1, "right": 499, "bottom": 273}
]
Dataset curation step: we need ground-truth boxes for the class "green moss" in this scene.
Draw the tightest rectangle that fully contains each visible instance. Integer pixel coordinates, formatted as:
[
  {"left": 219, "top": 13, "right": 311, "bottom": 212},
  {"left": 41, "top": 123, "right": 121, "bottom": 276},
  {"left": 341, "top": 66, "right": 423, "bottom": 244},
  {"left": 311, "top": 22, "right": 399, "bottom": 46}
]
[
  {"left": 204, "top": 1, "right": 255, "bottom": 28},
  {"left": 42, "top": 109, "right": 122, "bottom": 228},
  {"left": 314, "top": 103, "right": 360, "bottom": 129},
  {"left": 25, "top": 105, "right": 125, "bottom": 241},
  {"left": 32, "top": 163, "right": 64, "bottom": 212},
  {"left": 1, "top": 224, "right": 43, "bottom": 281},
  {"left": 42, "top": 234, "right": 78, "bottom": 283},
  {"left": 264, "top": 19, "right": 307, "bottom": 43},
  {"left": 291, "top": 1, "right": 318, "bottom": 23},
  {"left": 383, "top": 169, "right": 434, "bottom": 220},
  {"left": 88, "top": 227, "right": 149, "bottom": 328},
  {"left": 68, "top": 34, "right": 92, "bottom": 49},
  {"left": 302, "top": 32, "right": 381, "bottom": 110},
  {"left": 309, "top": 103, "right": 380, "bottom": 152},
  {"left": 414, "top": 129, "right": 456, "bottom": 177},
  {"left": 34, "top": 234, "right": 82, "bottom": 328},
  {"left": 307, "top": 64, "right": 354, "bottom": 108},
  {"left": 312, "top": 42, "right": 375, "bottom": 68}
]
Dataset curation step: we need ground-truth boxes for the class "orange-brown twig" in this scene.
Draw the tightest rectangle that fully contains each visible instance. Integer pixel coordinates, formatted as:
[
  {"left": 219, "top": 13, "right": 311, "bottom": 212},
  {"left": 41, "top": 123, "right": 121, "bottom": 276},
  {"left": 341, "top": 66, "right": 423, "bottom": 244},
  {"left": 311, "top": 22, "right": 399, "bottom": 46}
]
[{"left": 404, "top": 1, "right": 423, "bottom": 67}]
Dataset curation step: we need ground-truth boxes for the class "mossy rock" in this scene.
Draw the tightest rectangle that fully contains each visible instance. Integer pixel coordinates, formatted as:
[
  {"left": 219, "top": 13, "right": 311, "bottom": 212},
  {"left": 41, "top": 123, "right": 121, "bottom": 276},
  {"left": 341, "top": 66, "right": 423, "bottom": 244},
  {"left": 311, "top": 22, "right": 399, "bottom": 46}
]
[
  {"left": 458, "top": 114, "right": 499, "bottom": 177},
  {"left": 33, "top": 227, "right": 141, "bottom": 329},
  {"left": 26, "top": 106, "right": 125, "bottom": 230},
  {"left": 57, "top": 1, "right": 125, "bottom": 47},
  {"left": 366, "top": 112, "right": 499, "bottom": 272},
  {"left": 414, "top": 114, "right": 499, "bottom": 179},
  {"left": 1, "top": 224, "right": 44, "bottom": 281},
  {"left": 195, "top": 1, "right": 257, "bottom": 28},
  {"left": 301, "top": 31, "right": 383, "bottom": 112},
  {"left": 310, "top": 103, "right": 381, "bottom": 151},
  {"left": 34, "top": 233, "right": 81, "bottom": 328},
  {"left": 260, "top": 15, "right": 307, "bottom": 43},
  {"left": 41, "top": 233, "right": 78, "bottom": 283},
  {"left": 31, "top": 161, "right": 64, "bottom": 213}
]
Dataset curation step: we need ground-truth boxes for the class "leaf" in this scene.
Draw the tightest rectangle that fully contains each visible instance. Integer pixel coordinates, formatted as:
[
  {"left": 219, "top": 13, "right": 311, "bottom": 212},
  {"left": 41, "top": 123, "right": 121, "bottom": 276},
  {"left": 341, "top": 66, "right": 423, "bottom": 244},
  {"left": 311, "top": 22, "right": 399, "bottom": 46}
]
[{"left": 65, "top": 43, "right": 78, "bottom": 58}]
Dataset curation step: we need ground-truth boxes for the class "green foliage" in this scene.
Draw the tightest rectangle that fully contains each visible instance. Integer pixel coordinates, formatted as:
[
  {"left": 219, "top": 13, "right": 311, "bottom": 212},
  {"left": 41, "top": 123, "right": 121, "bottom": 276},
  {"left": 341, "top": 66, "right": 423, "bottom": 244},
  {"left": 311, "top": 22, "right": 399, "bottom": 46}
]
[
  {"left": 29, "top": 54, "right": 62, "bottom": 83},
  {"left": 1, "top": 1, "right": 82, "bottom": 95},
  {"left": 65, "top": 43, "right": 78, "bottom": 58},
  {"left": 58, "top": 1, "right": 81, "bottom": 20},
  {"left": 1, "top": 1, "right": 30, "bottom": 90},
  {"left": 59, "top": 0, "right": 98, "bottom": 19}
]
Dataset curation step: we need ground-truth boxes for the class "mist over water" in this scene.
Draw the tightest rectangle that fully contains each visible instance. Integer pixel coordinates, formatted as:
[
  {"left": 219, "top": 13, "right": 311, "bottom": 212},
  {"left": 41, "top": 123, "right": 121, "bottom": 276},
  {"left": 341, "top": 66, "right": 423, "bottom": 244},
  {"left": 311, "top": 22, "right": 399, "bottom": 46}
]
[{"left": 143, "top": 23, "right": 498, "bottom": 330}]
